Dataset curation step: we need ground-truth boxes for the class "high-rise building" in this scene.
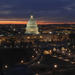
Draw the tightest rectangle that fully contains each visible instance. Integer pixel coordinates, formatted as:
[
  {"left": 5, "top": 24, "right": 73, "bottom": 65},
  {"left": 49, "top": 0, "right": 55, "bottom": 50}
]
[{"left": 25, "top": 16, "right": 39, "bottom": 34}]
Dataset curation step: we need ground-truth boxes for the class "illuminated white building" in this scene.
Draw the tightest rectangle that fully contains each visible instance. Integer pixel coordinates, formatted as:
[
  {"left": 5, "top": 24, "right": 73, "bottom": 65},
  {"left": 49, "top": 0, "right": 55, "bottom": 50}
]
[{"left": 25, "top": 16, "right": 39, "bottom": 34}]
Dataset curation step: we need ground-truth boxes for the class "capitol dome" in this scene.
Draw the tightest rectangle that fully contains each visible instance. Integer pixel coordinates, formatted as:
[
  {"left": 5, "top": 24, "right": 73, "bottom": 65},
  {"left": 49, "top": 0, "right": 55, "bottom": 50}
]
[
  {"left": 25, "top": 16, "right": 39, "bottom": 34},
  {"left": 27, "top": 16, "right": 37, "bottom": 26}
]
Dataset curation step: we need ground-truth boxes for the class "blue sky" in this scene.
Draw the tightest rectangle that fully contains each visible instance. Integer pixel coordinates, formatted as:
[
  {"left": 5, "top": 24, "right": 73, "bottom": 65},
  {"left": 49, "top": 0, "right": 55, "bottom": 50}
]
[{"left": 0, "top": 0, "right": 75, "bottom": 22}]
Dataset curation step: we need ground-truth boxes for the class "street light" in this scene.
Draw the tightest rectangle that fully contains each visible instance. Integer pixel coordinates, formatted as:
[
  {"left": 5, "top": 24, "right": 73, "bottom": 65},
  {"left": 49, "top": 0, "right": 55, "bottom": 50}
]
[
  {"left": 54, "top": 64, "right": 58, "bottom": 69},
  {"left": 4, "top": 65, "right": 8, "bottom": 69},
  {"left": 37, "top": 61, "right": 40, "bottom": 64},
  {"left": 20, "top": 60, "right": 24, "bottom": 64}
]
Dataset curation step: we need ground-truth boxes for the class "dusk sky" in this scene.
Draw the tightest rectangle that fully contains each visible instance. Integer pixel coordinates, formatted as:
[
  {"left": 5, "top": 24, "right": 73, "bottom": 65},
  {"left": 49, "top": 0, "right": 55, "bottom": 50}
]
[{"left": 0, "top": 0, "right": 75, "bottom": 23}]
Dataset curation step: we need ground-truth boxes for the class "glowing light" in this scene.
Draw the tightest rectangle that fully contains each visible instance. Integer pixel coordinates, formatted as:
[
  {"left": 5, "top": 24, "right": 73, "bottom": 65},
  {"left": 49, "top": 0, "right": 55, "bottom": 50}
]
[
  {"left": 49, "top": 50, "right": 52, "bottom": 55},
  {"left": 13, "top": 28, "right": 16, "bottom": 31},
  {"left": 71, "top": 62, "right": 75, "bottom": 64},
  {"left": 64, "top": 59, "right": 70, "bottom": 62},
  {"left": 20, "top": 60, "right": 24, "bottom": 64},
  {"left": 58, "top": 57, "right": 63, "bottom": 59},
  {"left": 43, "top": 50, "right": 50, "bottom": 55},
  {"left": 35, "top": 51, "right": 38, "bottom": 54},
  {"left": 61, "top": 47, "right": 66, "bottom": 51},
  {"left": 68, "top": 53, "right": 71, "bottom": 56},
  {"left": 49, "top": 31, "right": 52, "bottom": 34},
  {"left": 53, "top": 48, "right": 57, "bottom": 52},
  {"left": 54, "top": 64, "right": 58, "bottom": 68},
  {"left": 30, "top": 15, "right": 33, "bottom": 19},
  {"left": 27, "top": 36, "right": 30, "bottom": 39},
  {"left": 32, "top": 55, "right": 35, "bottom": 58},
  {"left": 40, "top": 36, "right": 43, "bottom": 39},
  {"left": 37, "top": 61, "right": 40, "bottom": 64},
  {"left": 4, "top": 65, "right": 8, "bottom": 69}
]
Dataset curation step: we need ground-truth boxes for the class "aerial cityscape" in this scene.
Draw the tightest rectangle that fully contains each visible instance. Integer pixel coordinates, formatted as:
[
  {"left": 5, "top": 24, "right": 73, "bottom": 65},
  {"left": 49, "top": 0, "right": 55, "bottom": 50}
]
[{"left": 0, "top": 0, "right": 75, "bottom": 75}]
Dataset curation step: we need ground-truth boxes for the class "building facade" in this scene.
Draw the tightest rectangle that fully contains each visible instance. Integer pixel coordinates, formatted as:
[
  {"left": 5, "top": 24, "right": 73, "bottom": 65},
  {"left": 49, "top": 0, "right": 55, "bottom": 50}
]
[{"left": 25, "top": 16, "right": 39, "bottom": 34}]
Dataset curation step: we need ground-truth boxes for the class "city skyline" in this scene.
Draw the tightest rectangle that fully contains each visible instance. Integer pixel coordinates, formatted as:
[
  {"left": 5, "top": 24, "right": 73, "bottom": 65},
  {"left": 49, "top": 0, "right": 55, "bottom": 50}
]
[{"left": 0, "top": 0, "right": 75, "bottom": 75}]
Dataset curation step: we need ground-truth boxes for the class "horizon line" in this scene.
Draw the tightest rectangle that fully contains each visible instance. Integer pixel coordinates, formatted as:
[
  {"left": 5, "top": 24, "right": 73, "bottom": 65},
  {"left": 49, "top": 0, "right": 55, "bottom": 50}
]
[{"left": 0, "top": 21, "right": 75, "bottom": 25}]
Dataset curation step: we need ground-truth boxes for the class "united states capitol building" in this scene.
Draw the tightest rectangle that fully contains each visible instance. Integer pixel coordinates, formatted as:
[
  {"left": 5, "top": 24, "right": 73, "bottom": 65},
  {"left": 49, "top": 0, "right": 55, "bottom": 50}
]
[{"left": 25, "top": 15, "right": 39, "bottom": 34}]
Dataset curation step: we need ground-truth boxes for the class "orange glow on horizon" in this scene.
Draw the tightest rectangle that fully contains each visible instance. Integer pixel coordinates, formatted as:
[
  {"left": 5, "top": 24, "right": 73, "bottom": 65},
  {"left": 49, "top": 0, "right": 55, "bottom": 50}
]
[
  {"left": 0, "top": 21, "right": 27, "bottom": 24},
  {"left": 0, "top": 21, "right": 75, "bottom": 25}
]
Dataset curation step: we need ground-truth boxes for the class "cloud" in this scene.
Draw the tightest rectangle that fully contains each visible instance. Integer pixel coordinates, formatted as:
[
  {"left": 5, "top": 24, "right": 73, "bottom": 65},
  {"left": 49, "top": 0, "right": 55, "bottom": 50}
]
[
  {"left": 0, "top": 10, "right": 12, "bottom": 14},
  {"left": 62, "top": 0, "right": 75, "bottom": 11}
]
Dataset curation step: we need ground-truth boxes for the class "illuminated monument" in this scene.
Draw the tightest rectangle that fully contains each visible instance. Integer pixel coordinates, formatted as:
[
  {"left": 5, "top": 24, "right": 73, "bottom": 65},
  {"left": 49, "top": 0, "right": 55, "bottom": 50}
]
[{"left": 25, "top": 16, "right": 39, "bottom": 34}]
